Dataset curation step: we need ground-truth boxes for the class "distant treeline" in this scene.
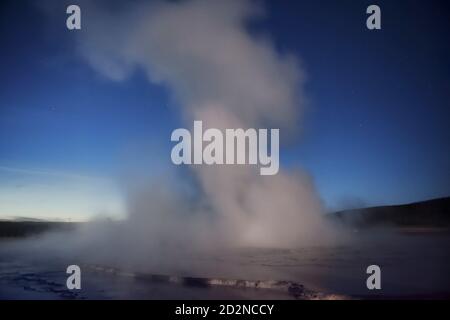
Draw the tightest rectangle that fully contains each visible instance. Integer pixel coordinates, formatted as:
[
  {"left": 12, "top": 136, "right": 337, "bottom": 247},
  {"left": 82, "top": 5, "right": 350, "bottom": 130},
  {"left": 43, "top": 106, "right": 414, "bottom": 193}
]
[
  {"left": 330, "top": 197, "right": 450, "bottom": 228},
  {"left": 0, "top": 221, "right": 80, "bottom": 238}
]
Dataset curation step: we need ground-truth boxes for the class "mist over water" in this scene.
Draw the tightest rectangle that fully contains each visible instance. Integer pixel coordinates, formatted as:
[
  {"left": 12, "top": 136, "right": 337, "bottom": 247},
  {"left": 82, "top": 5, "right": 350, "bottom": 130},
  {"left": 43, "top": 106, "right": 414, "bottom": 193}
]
[{"left": 8, "top": 0, "right": 344, "bottom": 274}]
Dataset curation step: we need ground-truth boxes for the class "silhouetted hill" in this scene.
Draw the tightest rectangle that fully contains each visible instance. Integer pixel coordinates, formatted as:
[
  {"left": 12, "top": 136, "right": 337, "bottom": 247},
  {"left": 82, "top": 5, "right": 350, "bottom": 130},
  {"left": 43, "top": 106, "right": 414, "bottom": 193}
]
[
  {"left": 2, "top": 197, "right": 450, "bottom": 238},
  {"left": 0, "top": 221, "right": 79, "bottom": 238},
  {"left": 330, "top": 197, "right": 450, "bottom": 228}
]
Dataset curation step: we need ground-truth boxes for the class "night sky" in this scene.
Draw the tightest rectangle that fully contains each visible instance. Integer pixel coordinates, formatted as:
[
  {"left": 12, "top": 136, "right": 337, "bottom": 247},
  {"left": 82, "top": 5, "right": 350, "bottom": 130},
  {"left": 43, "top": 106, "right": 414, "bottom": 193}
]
[{"left": 0, "top": 0, "right": 449, "bottom": 220}]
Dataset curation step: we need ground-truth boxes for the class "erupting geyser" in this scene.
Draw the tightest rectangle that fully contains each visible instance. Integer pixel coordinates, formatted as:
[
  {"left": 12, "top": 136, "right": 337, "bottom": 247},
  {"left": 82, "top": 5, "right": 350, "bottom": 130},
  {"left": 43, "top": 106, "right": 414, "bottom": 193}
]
[{"left": 73, "top": 0, "right": 337, "bottom": 249}]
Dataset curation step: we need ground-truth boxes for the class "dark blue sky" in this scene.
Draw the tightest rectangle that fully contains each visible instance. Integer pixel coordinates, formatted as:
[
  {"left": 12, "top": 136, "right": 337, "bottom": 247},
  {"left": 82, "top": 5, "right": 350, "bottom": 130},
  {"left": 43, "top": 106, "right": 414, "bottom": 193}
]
[{"left": 0, "top": 0, "right": 449, "bottom": 219}]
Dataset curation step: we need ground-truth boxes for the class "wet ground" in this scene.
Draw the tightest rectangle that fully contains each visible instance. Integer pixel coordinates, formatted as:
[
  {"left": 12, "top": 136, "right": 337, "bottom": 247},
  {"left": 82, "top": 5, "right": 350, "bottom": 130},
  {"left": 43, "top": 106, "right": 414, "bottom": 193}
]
[
  {"left": 1, "top": 231, "right": 449, "bottom": 299},
  {"left": 0, "top": 259, "right": 294, "bottom": 299}
]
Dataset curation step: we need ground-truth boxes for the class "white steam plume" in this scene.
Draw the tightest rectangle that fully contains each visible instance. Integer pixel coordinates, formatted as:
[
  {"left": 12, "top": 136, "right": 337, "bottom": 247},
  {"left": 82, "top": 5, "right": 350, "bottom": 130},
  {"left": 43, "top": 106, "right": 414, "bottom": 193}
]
[{"left": 76, "top": 0, "right": 335, "bottom": 248}]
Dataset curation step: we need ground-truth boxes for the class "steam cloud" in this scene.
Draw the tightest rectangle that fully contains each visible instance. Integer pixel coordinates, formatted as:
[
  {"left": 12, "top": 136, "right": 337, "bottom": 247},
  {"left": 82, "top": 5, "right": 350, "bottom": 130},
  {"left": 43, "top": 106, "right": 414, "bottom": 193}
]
[
  {"left": 74, "top": 0, "right": 336, "bottom": 249},
  {"left": 10, "top": 0, "right": 339, "bottom": 275}
]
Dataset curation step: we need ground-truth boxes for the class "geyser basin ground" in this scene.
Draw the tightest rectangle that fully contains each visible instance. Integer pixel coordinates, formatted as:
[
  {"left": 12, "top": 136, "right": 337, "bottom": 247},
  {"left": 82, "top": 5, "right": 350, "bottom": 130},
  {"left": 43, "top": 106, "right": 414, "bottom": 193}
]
[{"left": 1, "top": 231, "right": 449, "bottom": 299}]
